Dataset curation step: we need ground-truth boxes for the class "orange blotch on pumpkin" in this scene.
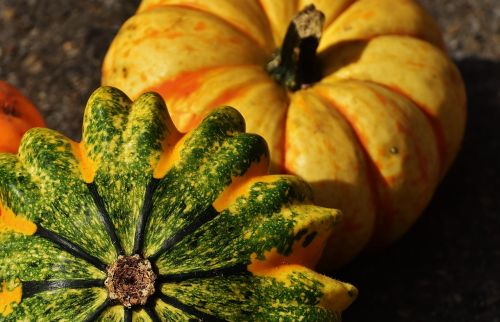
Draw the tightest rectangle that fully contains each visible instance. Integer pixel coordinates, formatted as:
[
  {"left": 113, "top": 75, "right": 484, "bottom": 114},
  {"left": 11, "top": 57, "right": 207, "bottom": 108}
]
[
  {"left": 359, "top": 11, "right": 375, "bottom": 20},
  {"left": 194, "top": 22, "right": 206, "bottom": 31},
  {"left": 163, "top": 31, "right": 183, "bottom": 40},
  {"left": 148, "top": 67, "right": 217, "bottom": 103},
  {"left": 212, "top": 158, "right": 270, "bottom": 212},
  {"left": 71, "top": 142, "right": 96, "bottom": 184},
  {"left": 0, "top": 280, "right": 22, "bottom": 317},
  {"left": 406, "top": 61, "right": 428, "bottom": 69},
  {"left": 148, "top": 66, "right": 258, "bottom": 131},
  {"left": 207, "top": 83, "right": 255, "bottom": 110},
  {"left": 0, "top": 203, "right": 36, "bottom": 236},
  {"left": 143, "top": 29, "right": 183, "bottom": 40},
  {"left": 153, "top": 131, "right": 184, "bottom": 179}
]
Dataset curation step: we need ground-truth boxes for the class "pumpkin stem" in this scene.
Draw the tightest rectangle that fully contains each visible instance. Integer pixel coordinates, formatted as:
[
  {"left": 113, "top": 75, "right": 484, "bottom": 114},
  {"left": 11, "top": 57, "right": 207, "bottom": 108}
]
[{"left": 266, "top": 5, "right": 325, "bottom": 91}]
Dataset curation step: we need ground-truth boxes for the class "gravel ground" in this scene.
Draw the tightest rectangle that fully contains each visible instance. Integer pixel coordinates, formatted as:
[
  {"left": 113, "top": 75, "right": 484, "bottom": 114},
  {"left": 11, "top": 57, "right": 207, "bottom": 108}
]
[{"left": 1, "top": 1, "right": 499, "bottom": 321}]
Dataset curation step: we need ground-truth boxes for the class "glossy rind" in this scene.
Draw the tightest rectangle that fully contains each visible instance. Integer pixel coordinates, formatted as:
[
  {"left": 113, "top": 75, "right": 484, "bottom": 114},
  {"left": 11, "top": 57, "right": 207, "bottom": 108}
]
[
  {"left": 0, "top": 87, "right": 355, "bottom": 321},
  {"left": 102, "top": 0, "right": 466, "bottom": 267}
]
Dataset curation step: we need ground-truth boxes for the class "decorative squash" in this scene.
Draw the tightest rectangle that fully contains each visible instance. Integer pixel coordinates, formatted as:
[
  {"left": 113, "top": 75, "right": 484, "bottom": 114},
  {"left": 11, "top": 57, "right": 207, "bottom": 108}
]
[
  {"left": 102, "top": 0, "right": 467, "bottom": 267},
  {"left": 0, "top": 86, "right": 356, "bottom": 321},
  {"left": 0, "top": 81, "right": 45, "bottom": 153}
]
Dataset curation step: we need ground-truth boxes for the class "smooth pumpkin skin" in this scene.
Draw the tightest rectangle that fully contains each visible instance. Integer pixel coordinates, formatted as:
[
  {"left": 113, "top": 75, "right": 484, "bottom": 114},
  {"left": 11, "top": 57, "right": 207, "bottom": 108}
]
[
  {"left": 102, "top": 0, "right": 466, "bottom": 267},
  {"left": 0, "top": 81, "right": 45, "bottom": 154},
  {"left": 0, "top": 87, "right": 356, "bottom": 321}
]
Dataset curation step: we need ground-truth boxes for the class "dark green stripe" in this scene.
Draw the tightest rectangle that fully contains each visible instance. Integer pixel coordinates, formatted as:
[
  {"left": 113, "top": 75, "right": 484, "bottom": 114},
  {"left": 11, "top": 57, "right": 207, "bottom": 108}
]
[
  {"left": 133, "top": 177, "right": 160, "bottom": 255},
  {"left": 149, "top": 206, "right": 219, "bottom": 261},
  {"left": 160, "top": 270, "right": 341, "bottom": 321},
  {"left": 83, "top": 298, "right": 112, "bottom": 322},
  {"left": 124, "top": 307, "right": 132, "bottom": 322},
  {"left": 22, "top": 279, "right": 104, "bottom": 298},
  {"left": 158, "top": 293, "right": 226, "bottom": 322},
  {"left": 158, "top": 264, "right": 248, "bottom": 283},
  {"left": 87, "top": 183, "right": 125, "bottom": 256},
  {"left": 36, "top": 225, "right": 108, "bottom": 271},
  {"left": 144, "top": 303, "right": 162, "bottom": 322}
]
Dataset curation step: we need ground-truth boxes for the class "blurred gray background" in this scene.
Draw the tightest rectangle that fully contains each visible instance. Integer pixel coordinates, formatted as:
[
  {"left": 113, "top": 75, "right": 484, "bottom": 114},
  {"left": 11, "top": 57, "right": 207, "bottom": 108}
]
[{"left": 1, "top": 1, "right": 499, "bottom": 321}]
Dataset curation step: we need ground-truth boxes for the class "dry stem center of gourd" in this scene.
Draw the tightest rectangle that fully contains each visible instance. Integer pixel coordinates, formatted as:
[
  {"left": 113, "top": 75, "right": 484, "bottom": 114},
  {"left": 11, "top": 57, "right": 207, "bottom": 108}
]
[{"left": 105, "top": 254, "right": 156, "bottom": 307}]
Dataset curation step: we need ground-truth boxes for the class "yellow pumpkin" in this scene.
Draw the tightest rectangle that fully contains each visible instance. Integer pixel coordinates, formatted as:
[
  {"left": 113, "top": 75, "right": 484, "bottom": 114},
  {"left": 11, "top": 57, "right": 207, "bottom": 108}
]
[{"left": 102, "top": 0, "right": 466, "bottom": 268}]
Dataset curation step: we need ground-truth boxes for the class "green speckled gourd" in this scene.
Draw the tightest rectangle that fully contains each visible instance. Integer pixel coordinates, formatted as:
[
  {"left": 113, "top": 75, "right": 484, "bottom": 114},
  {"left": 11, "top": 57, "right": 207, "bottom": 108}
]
[{"left": 0, "top": 86, "right": 356, "bottom": 321}]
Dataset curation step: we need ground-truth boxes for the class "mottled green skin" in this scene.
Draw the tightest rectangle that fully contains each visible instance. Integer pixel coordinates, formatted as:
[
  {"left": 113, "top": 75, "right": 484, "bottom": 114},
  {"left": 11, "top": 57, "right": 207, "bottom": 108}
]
[
  {"left": 155, "top": 177, "right": 336, "bottom": 273},
  {"left": 0, "top": 233, "right": 104, "bottom": 282},
  {"left": 83, "top": 90, "right": 169, "bottom": 255},
  {"left": 0, "top": 87, "right": 352, "bottom": 321},
  {"left": 0, "top": 128, "right": 116, "bottom": 264},
  {"left": 154, "top": 301, "right": 194, "bottom": 321},
  {"left": 7, "top": 288, "right": 107, "bottom": 321},
  {"left": 96, "top": 305, "right": 123, "bottom": 322},
  {"left": 161, "top": 272, "right": 341, "bottom": 321},
  {"left": 144, "top": 109, "right": 268, "bottom": 257}
]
